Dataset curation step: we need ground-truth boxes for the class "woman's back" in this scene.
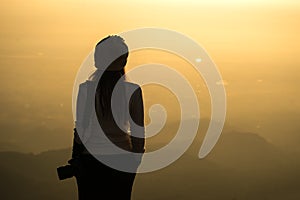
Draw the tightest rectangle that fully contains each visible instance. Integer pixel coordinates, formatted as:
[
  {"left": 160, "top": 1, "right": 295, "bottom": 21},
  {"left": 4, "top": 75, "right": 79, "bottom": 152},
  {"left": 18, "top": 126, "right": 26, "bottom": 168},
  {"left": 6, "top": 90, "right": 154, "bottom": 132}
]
[{"left": 72, "top": 35, "right": 144, "bottom": 200}]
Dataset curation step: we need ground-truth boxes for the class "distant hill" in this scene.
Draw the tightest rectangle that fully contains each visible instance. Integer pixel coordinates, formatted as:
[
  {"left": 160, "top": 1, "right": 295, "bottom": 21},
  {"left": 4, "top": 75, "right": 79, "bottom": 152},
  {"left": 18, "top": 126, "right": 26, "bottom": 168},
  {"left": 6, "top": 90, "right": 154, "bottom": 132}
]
[
  {"left": 0, "top": 149, "right": 77, "bottom": 200},
  {"left": 0, "top": 131, "right": 299, "bottom": 200}
]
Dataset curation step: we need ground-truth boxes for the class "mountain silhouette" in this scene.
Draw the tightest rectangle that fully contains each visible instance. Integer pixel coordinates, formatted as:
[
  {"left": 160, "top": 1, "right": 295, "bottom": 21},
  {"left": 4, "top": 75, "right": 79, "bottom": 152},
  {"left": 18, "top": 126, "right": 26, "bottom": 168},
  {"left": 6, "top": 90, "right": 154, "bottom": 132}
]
[{"left": 0, "top": 131, "right": 299, "bottom": 200}]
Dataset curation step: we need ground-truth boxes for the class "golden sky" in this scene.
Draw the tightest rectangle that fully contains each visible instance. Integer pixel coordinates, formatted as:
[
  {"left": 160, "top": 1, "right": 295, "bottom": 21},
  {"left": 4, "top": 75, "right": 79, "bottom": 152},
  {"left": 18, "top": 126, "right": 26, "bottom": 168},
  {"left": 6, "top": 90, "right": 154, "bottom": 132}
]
[{"left": 0, "top": 0, "right": 299, "bottom": 152}]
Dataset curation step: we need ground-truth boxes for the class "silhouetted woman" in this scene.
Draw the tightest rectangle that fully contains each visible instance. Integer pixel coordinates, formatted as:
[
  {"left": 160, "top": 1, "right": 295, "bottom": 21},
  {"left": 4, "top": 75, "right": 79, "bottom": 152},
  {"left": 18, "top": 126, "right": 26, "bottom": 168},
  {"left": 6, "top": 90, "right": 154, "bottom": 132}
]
[{"left": 72, "top": 35, "right": 145, "bottom": 199}]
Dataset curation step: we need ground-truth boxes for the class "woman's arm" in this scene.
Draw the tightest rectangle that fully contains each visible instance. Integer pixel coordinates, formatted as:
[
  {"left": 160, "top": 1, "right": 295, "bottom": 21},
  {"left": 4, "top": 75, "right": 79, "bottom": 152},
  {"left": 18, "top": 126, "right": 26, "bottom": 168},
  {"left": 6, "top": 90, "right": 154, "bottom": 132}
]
[
  {"left": 75, "top": 83, "right": 88, "bottom": 143},
  {"left": 129, "top": 87, "right": 145, "bottom": 153}
]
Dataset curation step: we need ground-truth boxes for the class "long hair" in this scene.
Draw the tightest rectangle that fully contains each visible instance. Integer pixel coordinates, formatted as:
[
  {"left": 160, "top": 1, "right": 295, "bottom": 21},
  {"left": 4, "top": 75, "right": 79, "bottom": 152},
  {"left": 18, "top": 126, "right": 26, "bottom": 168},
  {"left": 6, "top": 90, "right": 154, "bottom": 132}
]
[
  {"left": 95, "top": 69, "right": 125, "bottom": 119},
  {"left": 91, "top": 36, "right": 128, "bottom": 122}
]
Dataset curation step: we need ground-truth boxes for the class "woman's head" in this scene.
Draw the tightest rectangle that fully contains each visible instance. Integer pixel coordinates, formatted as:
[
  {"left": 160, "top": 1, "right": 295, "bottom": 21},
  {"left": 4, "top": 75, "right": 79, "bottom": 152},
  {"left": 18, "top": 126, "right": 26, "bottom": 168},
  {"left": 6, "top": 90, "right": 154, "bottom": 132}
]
[{"left": 94, "top": 35, "right": 129, "bottom": 71}]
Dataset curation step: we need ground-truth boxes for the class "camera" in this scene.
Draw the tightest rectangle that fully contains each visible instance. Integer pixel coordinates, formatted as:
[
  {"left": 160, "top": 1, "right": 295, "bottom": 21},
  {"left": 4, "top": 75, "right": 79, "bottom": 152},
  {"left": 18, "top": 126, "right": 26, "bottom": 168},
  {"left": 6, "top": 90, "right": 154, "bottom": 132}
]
[
  {"left": 57, "top": 164, "right": 76, "bottom": 180},
  {"left": 57, "top": 158, "right": 80, "bottom": 180}
]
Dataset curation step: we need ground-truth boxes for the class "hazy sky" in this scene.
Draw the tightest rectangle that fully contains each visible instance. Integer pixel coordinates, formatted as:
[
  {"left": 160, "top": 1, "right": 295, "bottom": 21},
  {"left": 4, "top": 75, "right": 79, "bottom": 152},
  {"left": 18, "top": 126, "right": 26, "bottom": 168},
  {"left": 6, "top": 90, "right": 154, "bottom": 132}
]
[{"left": 0, "top": 0, "right": 299, "bottom": 152}]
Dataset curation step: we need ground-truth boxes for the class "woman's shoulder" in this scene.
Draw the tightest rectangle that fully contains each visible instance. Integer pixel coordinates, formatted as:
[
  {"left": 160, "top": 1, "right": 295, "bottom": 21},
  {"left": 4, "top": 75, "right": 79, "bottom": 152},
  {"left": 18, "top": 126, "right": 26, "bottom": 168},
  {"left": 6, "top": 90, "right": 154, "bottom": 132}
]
[
  {"left": 79, "top": 80, "right": 97, "bottom": 89},
  {"left": 124, "top": 81, "right": 140, "bottom": 87},
  {"left": 124, "top": 81, "right": 142, "bottom": 92}
]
